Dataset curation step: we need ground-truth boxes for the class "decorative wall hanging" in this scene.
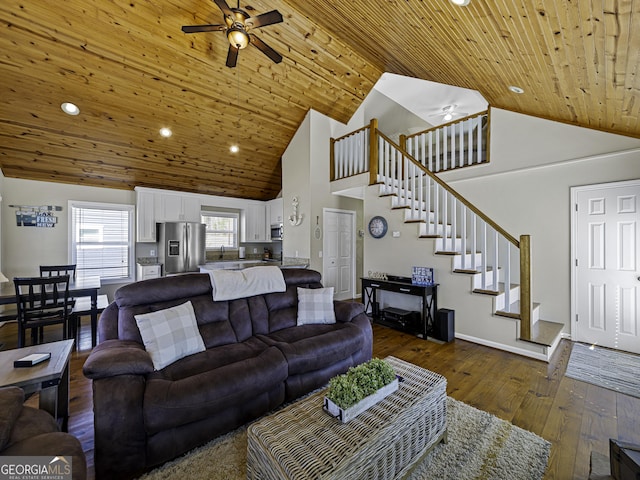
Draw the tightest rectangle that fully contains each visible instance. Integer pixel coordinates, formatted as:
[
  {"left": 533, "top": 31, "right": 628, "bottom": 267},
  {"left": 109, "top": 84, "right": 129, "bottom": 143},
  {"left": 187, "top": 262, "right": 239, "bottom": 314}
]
[
  {"left": 314, "top": 216, "right": 322, "bottom": 239},
  {"left": 288, "top": 196, "right": 303, "bottom": 226},
  {"left": 9, "top": 204, "right": 61, "bottom": 228}
]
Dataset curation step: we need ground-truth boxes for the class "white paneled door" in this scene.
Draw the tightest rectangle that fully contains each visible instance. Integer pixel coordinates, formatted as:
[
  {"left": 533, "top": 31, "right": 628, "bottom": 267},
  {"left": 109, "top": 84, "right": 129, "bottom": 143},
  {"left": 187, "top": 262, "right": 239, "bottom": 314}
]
[
  {"left": 574, "top": 180, "right": 640, "bottom": 354},
  {"left": 323, "top": 209, "right": 355, "bottom": 301}
]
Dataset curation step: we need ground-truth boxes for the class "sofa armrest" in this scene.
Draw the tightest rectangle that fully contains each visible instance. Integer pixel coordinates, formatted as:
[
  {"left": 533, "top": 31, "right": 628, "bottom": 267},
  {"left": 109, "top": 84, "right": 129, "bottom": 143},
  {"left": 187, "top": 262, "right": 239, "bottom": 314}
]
[
  {"left": 83, "top": 339, "right": 154, "bottom": 380},
  {"left": 334, "top": 300, "right": 366, "bottom": 323}
]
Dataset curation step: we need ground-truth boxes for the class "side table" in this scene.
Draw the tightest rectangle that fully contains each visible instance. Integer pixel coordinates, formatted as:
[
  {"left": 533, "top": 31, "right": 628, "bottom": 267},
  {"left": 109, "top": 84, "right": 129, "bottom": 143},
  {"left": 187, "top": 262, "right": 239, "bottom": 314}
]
[{"left": 0, "top": 339, "right": 74, "bottom": 431}]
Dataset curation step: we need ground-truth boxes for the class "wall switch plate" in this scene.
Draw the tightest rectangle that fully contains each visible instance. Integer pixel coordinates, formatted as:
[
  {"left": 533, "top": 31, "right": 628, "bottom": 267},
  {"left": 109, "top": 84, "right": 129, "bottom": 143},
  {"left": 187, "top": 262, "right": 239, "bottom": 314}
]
[
  {"left": 150, "top": 249, "right": 156, "bottom": 256},
  {"left": 392, "top": 231, "right": 401, "bottom": 238},
  {"left": 253, "top": 248, "right": 258, "bottom": 254},
  {"left": 319, "top": 250, "right": 322, "bottom": 258}
]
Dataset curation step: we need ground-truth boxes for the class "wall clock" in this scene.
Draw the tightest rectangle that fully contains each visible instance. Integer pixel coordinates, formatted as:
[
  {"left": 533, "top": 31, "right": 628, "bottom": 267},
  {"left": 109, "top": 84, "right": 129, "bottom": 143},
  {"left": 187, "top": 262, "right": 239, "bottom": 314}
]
[{"left": 368, "top": 216, "right": 388, "bottom": 239}]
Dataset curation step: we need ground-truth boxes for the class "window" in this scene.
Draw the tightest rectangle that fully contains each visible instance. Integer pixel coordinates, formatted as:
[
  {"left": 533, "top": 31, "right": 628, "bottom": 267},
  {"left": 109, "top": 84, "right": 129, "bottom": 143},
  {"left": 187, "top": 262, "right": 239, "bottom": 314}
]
[
  {"left": 201, "top": 211, "right": 238, "bottom": 250},
  {"left": 69, "top": 201, "right": 135, "bottom": 283}
]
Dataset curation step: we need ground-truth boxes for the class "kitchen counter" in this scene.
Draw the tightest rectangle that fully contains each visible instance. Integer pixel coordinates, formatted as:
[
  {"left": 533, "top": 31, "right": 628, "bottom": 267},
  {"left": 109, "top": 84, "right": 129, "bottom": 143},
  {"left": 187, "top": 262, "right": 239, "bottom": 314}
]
[{"left": 199, "top": 258, "right": 308, "bottom": 272}]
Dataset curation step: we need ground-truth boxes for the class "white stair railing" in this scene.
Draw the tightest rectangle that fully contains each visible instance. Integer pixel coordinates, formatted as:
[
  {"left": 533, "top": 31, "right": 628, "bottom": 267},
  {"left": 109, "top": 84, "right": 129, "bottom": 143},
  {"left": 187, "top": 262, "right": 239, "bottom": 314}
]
[
  {"left": 403, "top": 111, "right": 489, "bottom": 173},
  {"left": 374, "top": 130, "right": 532, "bottom": 338}
]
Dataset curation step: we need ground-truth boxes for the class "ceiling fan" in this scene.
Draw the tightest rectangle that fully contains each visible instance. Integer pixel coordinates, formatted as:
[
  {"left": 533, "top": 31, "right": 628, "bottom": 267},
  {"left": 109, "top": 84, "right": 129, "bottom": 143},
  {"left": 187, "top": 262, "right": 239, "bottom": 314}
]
[
  {"left": 428, "top": 105, "right": 469, "bottom": 122},
  {"left": 182, "top": 0, "right": 283, "bottom": 68}
]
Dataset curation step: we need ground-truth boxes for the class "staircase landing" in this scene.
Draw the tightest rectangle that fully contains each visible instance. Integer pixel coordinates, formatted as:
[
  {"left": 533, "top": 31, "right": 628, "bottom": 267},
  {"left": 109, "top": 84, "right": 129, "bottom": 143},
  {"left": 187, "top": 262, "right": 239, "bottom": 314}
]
[{"left": 523, "top": 320, "right": 565, "bottom": 347}]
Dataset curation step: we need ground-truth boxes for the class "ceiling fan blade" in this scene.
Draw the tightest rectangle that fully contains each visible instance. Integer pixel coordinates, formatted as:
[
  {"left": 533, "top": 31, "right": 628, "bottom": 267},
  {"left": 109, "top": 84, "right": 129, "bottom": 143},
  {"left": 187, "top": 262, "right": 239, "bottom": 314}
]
[
  {"left": 181, "top": 24, "right": 226, "bottom": 33},
  {"left": 226, "top": 45, "right": 239, "bottom": 68},
  {"left": 250, "top": 35, "right": 282, "bottom": 64},
  {"left": 245, "top": 10, "right": 283, "bottom": 29},
  {"left": 213, "top": 0, "right": 234, "bottom": 17}
]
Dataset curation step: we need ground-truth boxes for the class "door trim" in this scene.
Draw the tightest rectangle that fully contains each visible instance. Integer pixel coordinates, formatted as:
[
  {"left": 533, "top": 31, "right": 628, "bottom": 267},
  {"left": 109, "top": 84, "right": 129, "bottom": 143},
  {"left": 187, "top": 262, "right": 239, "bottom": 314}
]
[
  {"left": 570, "top": 179, "right": 640, "bottom": 341},
  {"left": 322, "top": 208, "right": 356, "bottom": 300}
]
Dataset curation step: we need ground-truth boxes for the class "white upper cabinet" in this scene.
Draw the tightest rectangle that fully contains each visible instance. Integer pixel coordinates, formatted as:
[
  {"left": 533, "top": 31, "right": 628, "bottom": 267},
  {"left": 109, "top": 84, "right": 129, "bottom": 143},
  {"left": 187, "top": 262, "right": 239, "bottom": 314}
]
[
  {"left": 268, "top": 198, "right": 284, "bottom": 225},
  {"left": 155, "top": 193, "right": 201, "bottom": 223},
  {"left": 242, "top": 203, "right": 269, "bottom": 242},
  {"left": 136, "top": 190, "right": 157, "bottom": 242}
]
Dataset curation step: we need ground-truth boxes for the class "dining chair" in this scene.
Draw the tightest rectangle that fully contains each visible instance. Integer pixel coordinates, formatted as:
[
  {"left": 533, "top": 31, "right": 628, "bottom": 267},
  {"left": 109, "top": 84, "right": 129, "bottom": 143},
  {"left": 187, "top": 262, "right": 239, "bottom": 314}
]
[
  {"left": 14, "top": 275, "right": 72, "bottom": 347},
  {"left": 39, "top": 264, "right": 77, "bottom": 280}
]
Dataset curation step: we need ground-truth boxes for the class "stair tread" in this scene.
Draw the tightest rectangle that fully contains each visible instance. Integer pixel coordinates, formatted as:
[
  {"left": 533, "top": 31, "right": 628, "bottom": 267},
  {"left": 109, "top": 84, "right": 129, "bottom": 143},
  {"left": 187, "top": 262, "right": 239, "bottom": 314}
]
[
  {"left": 473, "top": 282, "right": 518, "bottom": 296},
  {"left": 520, "top": 320, "right": 564, "bottom": 347}
]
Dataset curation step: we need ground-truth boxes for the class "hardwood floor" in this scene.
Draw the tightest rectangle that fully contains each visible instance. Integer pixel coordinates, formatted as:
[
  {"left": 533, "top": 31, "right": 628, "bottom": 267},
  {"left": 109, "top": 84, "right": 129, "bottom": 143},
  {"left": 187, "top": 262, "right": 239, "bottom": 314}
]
[{"left": 2, "top": 319, "right": 638, "bottom": 480}]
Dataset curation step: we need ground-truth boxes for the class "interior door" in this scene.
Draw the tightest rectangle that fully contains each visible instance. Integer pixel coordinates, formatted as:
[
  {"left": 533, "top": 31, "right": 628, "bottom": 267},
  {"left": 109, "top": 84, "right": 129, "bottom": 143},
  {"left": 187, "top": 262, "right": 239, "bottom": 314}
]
[
  {"left": 574, "top": 180, "right": 640, "bottom": 354},
  {"left": 323, "top": 209, "right": 355, "bottom": 301}
]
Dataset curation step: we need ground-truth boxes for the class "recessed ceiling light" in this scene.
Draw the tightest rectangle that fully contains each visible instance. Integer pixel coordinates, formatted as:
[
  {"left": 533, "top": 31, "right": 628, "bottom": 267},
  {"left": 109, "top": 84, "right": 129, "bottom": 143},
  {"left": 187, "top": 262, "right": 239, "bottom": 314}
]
[
  {"left": 508, "top": 85, "right": 525, "bottom": 94},
  {"left": 450, "top": 0, "right": 471, "bottom": 6},
  {"left": 230, "top": 145, "right": 239, "bottom": 153},
  {"left": 159, "top": 127, "right": 172, "bottom": 138},
  {"left": 61, "top": 102, "right": 80, "bottom": 116}
]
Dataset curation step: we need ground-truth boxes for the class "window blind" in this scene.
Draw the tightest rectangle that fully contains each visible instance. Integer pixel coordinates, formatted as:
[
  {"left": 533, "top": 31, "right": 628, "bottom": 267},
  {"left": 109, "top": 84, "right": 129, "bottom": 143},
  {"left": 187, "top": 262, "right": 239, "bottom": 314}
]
[{"left": 71, "top": 203, "right": 133, "bottom": 281}]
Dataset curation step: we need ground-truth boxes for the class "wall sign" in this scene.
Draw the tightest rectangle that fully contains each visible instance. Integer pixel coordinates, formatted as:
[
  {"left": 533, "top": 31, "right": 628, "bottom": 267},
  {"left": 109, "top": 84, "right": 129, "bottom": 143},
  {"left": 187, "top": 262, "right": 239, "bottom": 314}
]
[{"left": 9, "top": 205, "right": 62, "bottom": 228}]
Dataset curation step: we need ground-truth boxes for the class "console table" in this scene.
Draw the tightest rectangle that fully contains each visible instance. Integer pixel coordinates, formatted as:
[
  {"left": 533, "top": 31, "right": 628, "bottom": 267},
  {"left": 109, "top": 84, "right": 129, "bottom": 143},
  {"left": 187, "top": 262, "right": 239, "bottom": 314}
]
[{"left": 361, "top": 276, "right": 438, "bottom": 338}]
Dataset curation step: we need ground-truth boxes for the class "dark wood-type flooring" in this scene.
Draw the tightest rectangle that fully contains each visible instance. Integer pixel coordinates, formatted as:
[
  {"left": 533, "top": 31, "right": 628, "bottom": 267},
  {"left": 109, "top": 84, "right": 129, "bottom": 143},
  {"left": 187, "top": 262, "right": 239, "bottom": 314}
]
[{"left": 1, "top": 318, "right": 638, "bottom": 480}]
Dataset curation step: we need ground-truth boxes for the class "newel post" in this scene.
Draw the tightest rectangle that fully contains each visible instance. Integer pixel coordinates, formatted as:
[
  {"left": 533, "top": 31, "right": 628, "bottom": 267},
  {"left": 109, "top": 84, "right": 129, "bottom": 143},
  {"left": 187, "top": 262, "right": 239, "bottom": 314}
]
[
  {"left": 330, "top": 137, "right": 336, "bottom": 181},
  {"left": 519, "top": 234, "right": 532, "bottom": 340},
  {"left": 368, "top": 118, "right": 379, "bottom": 186}
]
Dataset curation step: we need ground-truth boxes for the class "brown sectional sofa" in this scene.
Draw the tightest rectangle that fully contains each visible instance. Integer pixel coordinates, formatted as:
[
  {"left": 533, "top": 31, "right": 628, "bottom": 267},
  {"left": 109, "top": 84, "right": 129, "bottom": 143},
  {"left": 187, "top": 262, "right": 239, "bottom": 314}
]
[
  {"left": 0, "top": 386, "right": 86, "bottom": 480},
  {"left": 83, "top": 269, "right": 372, "bottom": 479}
]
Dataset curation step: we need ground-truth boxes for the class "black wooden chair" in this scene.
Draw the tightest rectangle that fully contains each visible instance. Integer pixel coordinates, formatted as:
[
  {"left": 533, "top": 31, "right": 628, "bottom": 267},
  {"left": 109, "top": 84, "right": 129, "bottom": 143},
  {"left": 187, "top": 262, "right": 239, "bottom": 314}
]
[
  {"left": 14, "top": 275, "right": 72, "bottom": 347},
  {"left": 39, "top": 264, "right": 77, "bottom": 280}
]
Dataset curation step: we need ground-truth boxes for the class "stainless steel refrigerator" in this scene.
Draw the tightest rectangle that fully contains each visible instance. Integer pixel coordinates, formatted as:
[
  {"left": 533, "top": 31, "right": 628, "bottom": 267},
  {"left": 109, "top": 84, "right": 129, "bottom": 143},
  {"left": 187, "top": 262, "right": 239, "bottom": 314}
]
[{"left": 157, "top": 222, "right": 206, "bottom": 274}]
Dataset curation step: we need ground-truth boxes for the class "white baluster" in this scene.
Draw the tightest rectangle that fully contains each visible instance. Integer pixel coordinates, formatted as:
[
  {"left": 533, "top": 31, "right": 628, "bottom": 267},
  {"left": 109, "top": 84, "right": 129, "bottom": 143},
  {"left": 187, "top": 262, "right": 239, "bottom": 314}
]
[
  {"left": 481, "top": 221, "right": 487, "bottom": 289},
  {"left": 460, "top": 205, "right": 467, "bottom": 269},
  {"left": 470, "top": 215, "right": 477, "bottom": 271},
  {"left": 504, "top": 241, "right": 511, "bottom": 312},
  {"left": 450, "top": 196, "right": 457, "bottom": 252},
  {"left": 492, "top": 229, "right": 499, "bottom": 292}
]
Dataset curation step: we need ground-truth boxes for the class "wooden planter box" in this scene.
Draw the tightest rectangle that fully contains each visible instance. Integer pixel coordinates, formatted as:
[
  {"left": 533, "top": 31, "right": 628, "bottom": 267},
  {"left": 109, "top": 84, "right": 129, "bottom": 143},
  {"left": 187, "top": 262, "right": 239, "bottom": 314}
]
[{"left": 323, "top": 377, "right": 399, "bottom": 423}]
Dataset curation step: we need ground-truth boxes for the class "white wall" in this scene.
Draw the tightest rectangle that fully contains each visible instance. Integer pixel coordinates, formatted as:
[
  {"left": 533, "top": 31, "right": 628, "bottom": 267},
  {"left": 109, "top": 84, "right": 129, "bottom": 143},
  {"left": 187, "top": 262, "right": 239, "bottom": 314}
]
[{"left": 1, "top": 177, "right": 135, "bottom": 299}]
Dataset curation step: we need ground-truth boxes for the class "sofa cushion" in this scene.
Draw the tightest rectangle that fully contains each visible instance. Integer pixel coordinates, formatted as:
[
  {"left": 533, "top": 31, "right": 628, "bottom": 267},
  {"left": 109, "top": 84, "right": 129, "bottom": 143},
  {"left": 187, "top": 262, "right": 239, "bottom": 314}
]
[
  {"left": 143, "top": 343, "right": 287, "bottom": 435},
  {"left": 0, "top": 386, "right": 25, "bottom": 450},
  {"left": 135, "top": 301, "right": 205, "bottom": 370},
  {"left": 297, "top": 287, "right": 336, "bottom": 325},
  {"left": 259, "top": 322, "right": 366, "bottom": 375}
]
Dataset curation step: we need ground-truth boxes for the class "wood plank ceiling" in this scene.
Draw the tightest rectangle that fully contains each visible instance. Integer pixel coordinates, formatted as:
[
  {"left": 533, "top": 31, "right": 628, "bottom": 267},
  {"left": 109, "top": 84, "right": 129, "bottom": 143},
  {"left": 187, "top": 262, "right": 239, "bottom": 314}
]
[{"left": 1, "top": 0, "right": 638, "bottom": 201}]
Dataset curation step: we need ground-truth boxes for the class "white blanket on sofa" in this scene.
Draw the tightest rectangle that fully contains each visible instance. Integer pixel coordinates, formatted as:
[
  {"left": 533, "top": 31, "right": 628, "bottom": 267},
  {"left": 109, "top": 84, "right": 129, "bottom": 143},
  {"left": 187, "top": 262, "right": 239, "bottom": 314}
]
[{"left": 208, "top": 266, "right": 286, "bottom": 301}]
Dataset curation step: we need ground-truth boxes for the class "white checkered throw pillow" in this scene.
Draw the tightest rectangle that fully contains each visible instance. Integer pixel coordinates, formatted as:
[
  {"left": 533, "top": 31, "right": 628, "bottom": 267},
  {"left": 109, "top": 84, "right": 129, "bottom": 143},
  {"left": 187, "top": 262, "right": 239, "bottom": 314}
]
[
  {"left": 297, "top": 287, "right": 336, "bottom": 326},
  {"left": 135, "top": 301, "right": 205, "bottom": 370}
]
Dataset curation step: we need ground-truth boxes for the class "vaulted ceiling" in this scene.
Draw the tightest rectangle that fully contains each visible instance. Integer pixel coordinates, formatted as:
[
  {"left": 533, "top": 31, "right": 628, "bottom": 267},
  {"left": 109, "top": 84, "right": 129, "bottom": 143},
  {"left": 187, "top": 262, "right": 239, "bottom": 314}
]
[{"left": 1, "top": 1, "right": 638, "bottom": 201}]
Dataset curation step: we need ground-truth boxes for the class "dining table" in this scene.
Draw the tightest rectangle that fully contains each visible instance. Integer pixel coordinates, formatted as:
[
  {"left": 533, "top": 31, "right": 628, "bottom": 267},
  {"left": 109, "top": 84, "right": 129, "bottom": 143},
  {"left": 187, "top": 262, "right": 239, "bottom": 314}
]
[{"left": 0, "top": 275, "right": 102, "bottom": 347}]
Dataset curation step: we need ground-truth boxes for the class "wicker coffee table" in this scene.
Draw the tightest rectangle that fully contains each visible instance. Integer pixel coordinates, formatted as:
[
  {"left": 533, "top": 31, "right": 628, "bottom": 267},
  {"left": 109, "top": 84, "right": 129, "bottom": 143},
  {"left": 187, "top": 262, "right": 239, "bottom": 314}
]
[{"left": 247, "top": 356, "right": 447, "bottom": 480}]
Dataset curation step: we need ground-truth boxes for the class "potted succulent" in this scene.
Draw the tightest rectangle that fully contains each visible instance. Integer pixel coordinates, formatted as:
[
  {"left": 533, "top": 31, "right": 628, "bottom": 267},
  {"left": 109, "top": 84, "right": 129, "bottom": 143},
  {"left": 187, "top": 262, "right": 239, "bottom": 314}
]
[{"left": 323, "top": 358, "right": 399, "bottom": 423}]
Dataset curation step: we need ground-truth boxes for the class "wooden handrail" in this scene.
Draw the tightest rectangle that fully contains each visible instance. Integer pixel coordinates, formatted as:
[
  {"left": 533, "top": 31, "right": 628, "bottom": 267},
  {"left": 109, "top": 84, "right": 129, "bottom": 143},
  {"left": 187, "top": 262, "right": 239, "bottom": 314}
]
[
  {"left": 376, "top": 130, "right": 520, "bottom": 248},
  {"left": 404, "top": 110, "right": 489, "bottom": 141},
  {"left": 331, "top": 123, "right": 371, "bottom": 143}
]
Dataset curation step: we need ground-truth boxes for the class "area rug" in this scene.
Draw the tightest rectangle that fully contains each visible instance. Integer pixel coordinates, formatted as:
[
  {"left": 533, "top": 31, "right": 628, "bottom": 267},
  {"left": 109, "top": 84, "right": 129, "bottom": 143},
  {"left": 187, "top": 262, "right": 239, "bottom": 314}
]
[
  {"left": 138, "top": 397, "right": 550, "bottom": 480},
  {"left": 565, "top": 342, "right": 640, "bottom": 399}
]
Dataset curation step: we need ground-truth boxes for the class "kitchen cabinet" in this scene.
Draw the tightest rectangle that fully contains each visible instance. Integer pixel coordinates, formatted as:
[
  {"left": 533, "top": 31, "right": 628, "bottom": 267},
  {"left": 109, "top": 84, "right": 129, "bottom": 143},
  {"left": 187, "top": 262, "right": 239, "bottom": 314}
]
[
  {"left": 137, "top": 264, "right": 162, "bottom": 281},
  {"left": 136, "top": 190, "right": 157, "bottom": 242},
  {"left": 155, "top": 193, "right": 201, "bottom": 223},
  {"left": 268, "top": 198, "right": 284, "bottom": 225},
  {"left": 242, "top": 203, "right": 269, "bottom": 242}
]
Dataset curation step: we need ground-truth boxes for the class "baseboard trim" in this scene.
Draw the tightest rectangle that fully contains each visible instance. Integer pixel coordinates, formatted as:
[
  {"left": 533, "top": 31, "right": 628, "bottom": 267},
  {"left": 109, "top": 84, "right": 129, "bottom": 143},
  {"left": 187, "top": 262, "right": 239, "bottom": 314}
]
[{"left": 455, "top": 333, "right": 550, "bottom": 362}]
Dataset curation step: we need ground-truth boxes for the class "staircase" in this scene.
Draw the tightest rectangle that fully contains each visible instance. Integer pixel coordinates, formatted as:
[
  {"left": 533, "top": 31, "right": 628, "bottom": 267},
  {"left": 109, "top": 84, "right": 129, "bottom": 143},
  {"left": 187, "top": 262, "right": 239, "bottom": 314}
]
[{"left": 331, "top": 114, "right": 564, "bottom": 360}]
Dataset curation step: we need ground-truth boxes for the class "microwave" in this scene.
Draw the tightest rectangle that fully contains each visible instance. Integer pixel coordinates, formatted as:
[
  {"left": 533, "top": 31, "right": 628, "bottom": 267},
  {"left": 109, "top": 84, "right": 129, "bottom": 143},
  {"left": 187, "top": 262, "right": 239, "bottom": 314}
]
[{"left": 270, "top": 223, "right": 283, "bottom": 241}]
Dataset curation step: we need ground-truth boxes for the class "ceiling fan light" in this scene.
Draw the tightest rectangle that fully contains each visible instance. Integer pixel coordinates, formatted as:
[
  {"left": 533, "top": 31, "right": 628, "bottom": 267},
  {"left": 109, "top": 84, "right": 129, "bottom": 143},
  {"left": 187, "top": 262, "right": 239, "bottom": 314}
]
[
  {"left": 227, "top": 26, "right": 249, "bottom": 49},
  {"left": 443, "top": 113, "right": 453, "bottom": 121}
]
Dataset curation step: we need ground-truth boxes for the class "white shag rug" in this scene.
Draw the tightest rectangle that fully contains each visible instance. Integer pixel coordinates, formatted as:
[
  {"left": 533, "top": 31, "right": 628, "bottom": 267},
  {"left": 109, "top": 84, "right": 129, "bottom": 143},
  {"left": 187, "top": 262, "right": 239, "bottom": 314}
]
[{"left": 139, "top": 397, "right": 550, "bottom": 480}]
